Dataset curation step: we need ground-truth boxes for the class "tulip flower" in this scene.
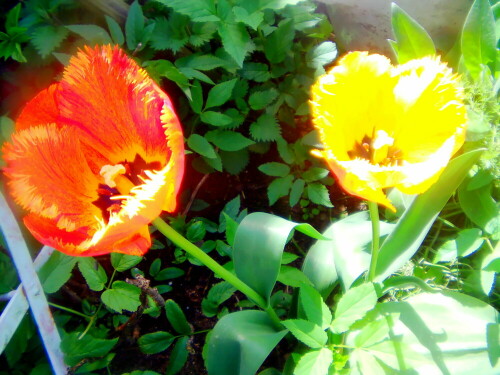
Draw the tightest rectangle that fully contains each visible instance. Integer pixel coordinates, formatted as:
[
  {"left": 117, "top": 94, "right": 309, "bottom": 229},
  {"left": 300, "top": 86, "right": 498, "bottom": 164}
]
[
  {"left": 3, "top": 45, "right": 184, "bottom": 256},
  {"left": 310, "top": 51, "right": 466, "bottom": 211}
]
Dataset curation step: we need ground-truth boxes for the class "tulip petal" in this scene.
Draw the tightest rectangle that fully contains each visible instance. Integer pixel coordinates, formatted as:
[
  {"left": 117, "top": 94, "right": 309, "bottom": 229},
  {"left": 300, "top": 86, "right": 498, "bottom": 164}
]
[{"left": 15, "top": 84, "right": 60, "bottom": 130}]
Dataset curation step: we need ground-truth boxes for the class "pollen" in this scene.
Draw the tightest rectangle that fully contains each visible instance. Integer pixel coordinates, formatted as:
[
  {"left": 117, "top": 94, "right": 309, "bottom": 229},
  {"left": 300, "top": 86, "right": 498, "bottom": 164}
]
[{"left": 100, "top": 164, "right": 126, "bottom": 188}]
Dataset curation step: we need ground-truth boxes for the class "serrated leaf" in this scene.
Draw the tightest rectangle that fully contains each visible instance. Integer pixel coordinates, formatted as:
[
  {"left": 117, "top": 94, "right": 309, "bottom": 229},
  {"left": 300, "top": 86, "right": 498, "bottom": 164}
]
[
  {"left": 61, "top": 332, "right": 118, "bottom": 367},
  {"left": 306, "top": 41, "right": 337, "bottom": 70},
  {"left": 307, "top": 183, "right": 333, "bottom": 207},
  {"left": 205, "top": 130, "right": 254, "bottom": 151},
  {"left": 105, "top": 15, "right": 124, "bottom": 45},
  {"left": 294, "top": 348, "right": 333, "bottom": 375},
  {"left": 290, "top": 178, "right": 305, "bottom": 207},
  {"left": 302, "top": 167, "right": 330, "bottom": 182},
  {"left": 126, "top": 0, "right": 145, "bottom": 50},
  {"left": 66, "top": 25, "right": 112, "bottom": 44},
  {"left": 233, "top": 7, "right": 264, "bottom": 30},
  {"left": 268, "top": 175, "right": 294, "bottom": 205},
  {"left": 258, "top": 162, "right": 290, "bottom": 177},
  {"left": 38, "top": 252, "right": 77, "bottom": 294},
  {"left": 78, "top": 257, "right": 108, "bottom": 292},
  {"left": 188, "top": 134, "right": 217, "bottom": 158},
  {"left": 101, "top": 281, "right": 141, "bottom": 313},
  {"left": 138, "top": 331, "right": 175, "bottom": 354},
  {"left": 218, "top": 22, "right": 251, "bottom": 67},
  {"left": 264, "top": 19, "right": 294, "bottom": 64},
  {"left": 166, "top": 299, "right": 193, "bottom": 335},
  {"left": 31, "top": 25, "right": 67, "bottom": 58},
  {"left": 150, "top": 15, "right": 189, "bottom": 53},
  {"left": 331, "top": 283, "right": 377, "bottom": 334},
  {"left": 240, "top": 62, "right": 271, "bottom": 82},
  {"left": 220, "top": 149, "right": 250, "bottom": 175},
  {"left": 282, "top": 319, "right": 327, "bottom": 348},
  {"left": 205, "top": 78, "right": 237, "bottom": 109},
  {"left": 165, "top": 336, "right": 189, "bottom": 375},
  {"left": 250, "top": 113, "right": 281, "bottom": 142},
  {"left": 249, "top": 88, "right": 279, "bottom": 110},
  {"left": 111, "top": 253, "right": 143, "bottom": 271},
  {"left": 299, "top": 284, "right": 332, "bottom": 329},
  {"left": 201, "top": 111, "right": 233, "bottom": 126},
  {"left": 157, "top": 0, "right": 219, "bottom": 22},
  {"left": 189, "top": 21, "right": 218, "bottom": 46}
]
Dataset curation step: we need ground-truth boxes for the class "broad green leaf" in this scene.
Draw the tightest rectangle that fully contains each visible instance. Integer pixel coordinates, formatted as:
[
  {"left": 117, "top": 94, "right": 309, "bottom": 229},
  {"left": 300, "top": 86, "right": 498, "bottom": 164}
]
[
  {"left": 205, "top": 130, "right": 254, "bottom": 151},
  {"left": 281, "top": 319, "right": 327, "bottom": 349},
  {"left": 302, "top": 167, "right": 330, "bottom": 183},
  {"left": 347, "top": 291, "right": 499, "bottom": 374},
  {"left": 125, "top": 1, "right": 145, "bottom": 50},
  {"left": 105, "top": 15, "right": 124, "bottom": 45},
  {"left": 390, "top": 3, "right": 435, "bottom": 63},
  {"left": 306, "top": 41, "right": 337, "bottom": 71},
  {"left": 202, "top": 281, "right": 236, "bottom": 317},
  {"left": 259, "top": 0, "right": 307, "bottom": 10},
  {"left": 66, "top": 25, "right": 112, "bottom": 44},
  {"left": 155, "top": 267, "right": 184, "bottom": 280},
  {"left": 434, "top": 228, "right": 484, "bottom": 262},
  {"left": 156, "top": 0, "right": 219, "bottom": 22},
  {"left": 201, "top": 111, "right": 233, "bottom": 126},
  {"left": 277, "top": 266, "right": 312, "bottom": 287},
  {"left": 31, "top": 25, "right": 68, "bottom": 58},
  {"left": 233, "top": 7, "right": 264, "bottom": 30},
  {"left": 233, "top": 212, "right": 325, "bottom": 303},
  {"left": 241, "top": 62, "right": 271, "bottom": 82},
  {"left": 144, "top": 60, "right": 189, "bottom": 91},
  {"left": 375, "top": 150, "right": 483, "bottom": 282},
  {"left": 218, "top": 22, "right": 251, "bottom": 67},
  {"left": 165, "top": 336, "right": 189, "bottom": 375},
  {"left": 264, "top": 19, "right": 295, "bottom": 64},
  {"left": 307, "top": 183, "right": 333, "bottom": 207},
  {"left": 61, "top": 332, "right": 118, "bottom": 367},
  {"left": 149, "top": 258, "right": 161, "bottom": 277},
  {"left": 331, "top": 283, "right": 377, "bottom": 334},
  {"left": 462, "top": 0, "right": 497, "bottom": 78},
  {"left": 299, "top": 284, "right": 332, "bottom": 329},
  {"left": 165, "top": 299, "right": 193, "bottom": 335},
  {"left": 101, "top": 281, "right": 141, "bottom": 313},
  {"left": 78, "top": 257, "right": 108, "bottom": 291},
  {"left": 205, "top": 78, "right": 237, "bottom": 109},
  {"left": 111, "top": 253, "right": 143, "bottom": 271},
  {"left": 188, "top": 134, "right": 217, "bottom": 158},
  {"left": 248, "top": 88, "right": 279, "bottom": 110},
  {"left": 138, "top": 331, "right": 175, "bottom": 354},
  {"left": 220, "top": 149, "right": 250, "bottom": 175},
  {"left": 38, "top": 252, "right": 77, "bottom": 294},
  {"left": 294, "top": 348, "right": 333, "bottom": 375},
  {"left": 267, "top": 175, "right": 294, "bottom": 205},
  {"left": 258, "top": 162, "right": 290, "bottom": 177},
  {"left": 250, "top": 114, "right": 281, "bottom": 142},
  {"left": 289, "top": 178, "right": 305, "bottom": 207},
  {"left": 205, "top": 310, "right": 287, "bottom": 375},
  {"left": 176, "top": 54, "right": 225, "bottom": 71}
]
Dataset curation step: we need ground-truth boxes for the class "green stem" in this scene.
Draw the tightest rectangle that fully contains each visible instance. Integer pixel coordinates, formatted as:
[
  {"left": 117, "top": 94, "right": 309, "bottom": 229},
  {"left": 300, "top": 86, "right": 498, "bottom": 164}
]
[
  {"left": 366, "top": 201, "right": 380, "bottom": 282},
  {"left": 153, "top": 217, "right": 280, "bottom": 325},
  {"left": 49, "top": 302, "right": 91, "bottom": 320}
]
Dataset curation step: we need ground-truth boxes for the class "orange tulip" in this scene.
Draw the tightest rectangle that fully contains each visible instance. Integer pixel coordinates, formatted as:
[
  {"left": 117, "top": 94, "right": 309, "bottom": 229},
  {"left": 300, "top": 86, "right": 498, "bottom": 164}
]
[
  {"left": 310, "top": 52, "right": 466, "bottom": 211},
  {"left": 3, "top": 45, "right": 185, "bottom": 256}
]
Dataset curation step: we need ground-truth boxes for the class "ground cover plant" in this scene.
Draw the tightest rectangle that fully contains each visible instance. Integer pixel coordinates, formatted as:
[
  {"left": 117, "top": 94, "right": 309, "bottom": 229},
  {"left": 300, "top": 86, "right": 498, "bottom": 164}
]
[{"left": 0, "top": 0, "right": 498, "bottom": 374}]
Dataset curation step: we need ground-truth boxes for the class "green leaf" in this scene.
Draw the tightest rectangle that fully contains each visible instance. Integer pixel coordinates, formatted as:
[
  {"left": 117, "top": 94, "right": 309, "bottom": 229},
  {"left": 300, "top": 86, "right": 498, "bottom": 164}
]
[
  {"left": 277, "top": 266, "right": 312, "bottom": 287},
  {"left": 61, "top": 332, "right": 118, "bottom": 367},
  {"left": 289, "top": 178, "right": 305, "bottom": 207},
  {"left": 306, "top": 41, "right": 337, "bottom": 71},
  {"left": 331, "top": 283, "right": 378, "bottom": 334},
  {"left": 233, "top": 7, "right": 264, "bottom": 30},
  {"left": 461, "top": 0, "right": 497, "bottom": 78},
  {"left": 241, "top": 62, "right": 271, "bottom": 82},
  {"left": 205, "top": 78, "right": 237, "bottom": 109},
  {"left": 220, "top": 149, "right": 250, "bottom": 175},
  {"left": 5, "top": 4, "right": 21, "bottom": 31},
  {"left": 150, "top": 15, "right": 189, "bottom": 53},
  {"left": 78, "top": 257, "right": 108, "bottom": 292},
  {"left": 111, "top": 253, "right": 143, "bottom": 272},
  {"left": 149, "top": 258, "right": 161, "bottom": 277},
  {"left": 282, "top": 319, "right": 327, "bottom": 349},
  {"left": 144, "top": 60, "right": 189, "bottom": 91},
  {"left": 31, "top": 25, "right": 68, "bottom": 58},
  {"left": 101, "top": 281, "right": 141, "bottom": 313},
  {"left": 258, "top": 162, "right": 290, "bottom": 177},
  {"left": 138, "top": 331, "right": 175, "bottom": 354},
  {"left": 218, "top": 22, "right": 251, "bottom": 67},
  {"left": 434, "top": 228, "right": 484, "bottom": 262},
  {"left": 176, "top": 54, "right": 225, "bottom": 71},
  {"left": 390, "top": 3, "right": 435, "bottom": 63},
  {"left": 155, "top": 267, "right": 185, "bottom": 281},
  {"left": 233, "top": 212, "right": 326, "bottom": 303},
  {"left": 202, "top": 281, "right": 236, "bottom": 317},
  {"left": 188, "top": 134, "right": 217, "bottom": 158},
  {"left": 249, "top": 88, "right": 279, "bottom": 110},
  {"left": 264, "top": 19, "right": 295, "bottom": 64},
  {"left": 189, "top": 22, "right": 218, "bottom": 46},
  {"left": 294, "top": 348, "right": 333, "bottom": 375},
  {"left": 165, "top": 336, "right": 189, "bottom": 375},
  {"left": 299, "top": 284, "right": 332, "bottom": 329},
  {"left": 190, "top": 80, "right": 204, "bottom": 113},
  {"left": 259, "top": 0, "right": 307, "bottom": 11},
  {"left": 157, "top": 0, "right": 219, "bottom": 22},
  {"left": 302, "top": 167, "right": 330, "bottom": 183},
  {"left": 166, "top": 299, "right": 193, "bottom": 335},
  {"left": 205, "top": 130, "right": 254, "bottom": 151},
  {"left": 200, "top": 111, "right": 233, "bottom": 126},
  {"left": 105, "top": 15, "right": 125, "bottom": 45},
  {"left": 268, "top": 175, "right": 294, "bottom": 205},
  {"left": 125, "top": 1, "right": 145, "bottom": 50},
  {"left": 66, "top": 25, "right": 112, "bottom": 44},
  {"left": 250, "top": 113, "right": 281, "bottom": 142},
  {"left": 38, "top": 252, "right": 77, "bottom": 293},
  {"left": 307, "top": 183, "right": 333, "bottom": 207},
  {"left": 205, "top": 310, "right": 288, "bottom": 375}
]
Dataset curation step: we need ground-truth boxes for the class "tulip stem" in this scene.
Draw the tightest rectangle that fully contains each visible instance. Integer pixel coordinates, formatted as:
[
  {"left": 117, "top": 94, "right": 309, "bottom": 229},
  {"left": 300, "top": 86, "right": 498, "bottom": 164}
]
[
  {"left": 153, "top": 217, "right": 281, "bottom": 325},
  {"left": 367, "top": 201, "right": 380, "bottom": 282}
]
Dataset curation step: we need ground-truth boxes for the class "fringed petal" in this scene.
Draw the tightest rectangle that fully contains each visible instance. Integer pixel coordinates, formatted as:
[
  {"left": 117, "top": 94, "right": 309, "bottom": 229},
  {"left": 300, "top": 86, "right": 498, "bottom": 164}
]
[{"left": 15, "top": 84, "right": 60, "bottom": 130}]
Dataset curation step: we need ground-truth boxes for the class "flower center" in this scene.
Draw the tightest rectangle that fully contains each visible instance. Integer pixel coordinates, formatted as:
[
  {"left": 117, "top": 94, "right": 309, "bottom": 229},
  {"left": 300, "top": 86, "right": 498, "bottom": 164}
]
[
  {"left": 348, "top": 130, "right": 402, "bottom": 166},
  {"left": 92, "top": 154, "right": 162, "bottom": 223}
]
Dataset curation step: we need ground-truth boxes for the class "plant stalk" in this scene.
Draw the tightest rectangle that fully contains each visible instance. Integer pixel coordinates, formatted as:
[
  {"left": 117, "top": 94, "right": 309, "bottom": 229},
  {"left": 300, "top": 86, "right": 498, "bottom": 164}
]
[{"left": 366, "top": 201, "right": 380, "bottom": 282}]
